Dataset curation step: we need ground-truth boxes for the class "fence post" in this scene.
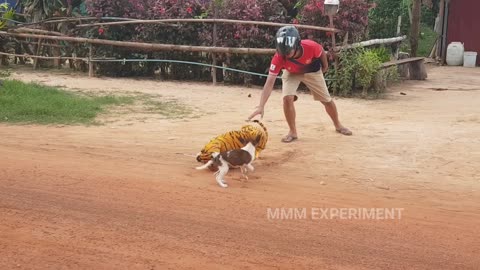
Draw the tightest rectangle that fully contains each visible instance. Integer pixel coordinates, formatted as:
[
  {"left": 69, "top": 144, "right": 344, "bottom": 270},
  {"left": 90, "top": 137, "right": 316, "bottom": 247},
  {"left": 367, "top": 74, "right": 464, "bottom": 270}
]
[
  {"left": 33, "top": 38, "right": 43, "bottom": 69},
  {"left": 88, "top": 44, "right": 94, "bottom": 77},
  {"left": 329, "top": 15, "right": 338, "bottom": 71},
  {"left": 211, "top": 3, "right": 218, "bottom": 85},
  {"left": 395, "top": 16, "right": 402, "bottom": 59}
]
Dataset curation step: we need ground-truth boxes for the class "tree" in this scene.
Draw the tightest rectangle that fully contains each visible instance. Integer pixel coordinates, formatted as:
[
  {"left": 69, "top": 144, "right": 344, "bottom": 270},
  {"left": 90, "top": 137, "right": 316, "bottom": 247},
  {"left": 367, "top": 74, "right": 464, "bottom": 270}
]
[
  {"left": 410, "top": 0, "right": 421, "bottom": 56},
  {"left": 0, "top": 3, "right": 15, "bottom": 29},
  {"left": 19, "top": 0, "right": 83, "bottom": 23}
]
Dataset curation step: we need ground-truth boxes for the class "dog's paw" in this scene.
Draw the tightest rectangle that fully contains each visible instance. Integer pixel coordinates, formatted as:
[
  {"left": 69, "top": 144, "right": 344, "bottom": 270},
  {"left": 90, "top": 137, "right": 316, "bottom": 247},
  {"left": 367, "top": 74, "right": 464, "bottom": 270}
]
[
  {"left": 217, "top": 181, "right": 228, "bottom": 188},
  {"left": 216, "top": 178, "right": 228, "bottom": 188}
]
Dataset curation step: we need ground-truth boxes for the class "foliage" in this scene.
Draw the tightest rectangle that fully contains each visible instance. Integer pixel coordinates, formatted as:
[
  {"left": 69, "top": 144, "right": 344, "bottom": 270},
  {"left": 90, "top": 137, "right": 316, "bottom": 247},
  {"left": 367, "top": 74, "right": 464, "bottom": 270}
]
[
  {"left": 356, "top": 49, "right": 382, "bottom": 95},
  {"left": 384, "top": 66, "right": 399, "bottom": 84},
  {"left": 368, "top": 0, "right": 406, "bottom": 39},
  {"left": 417, "top": 23, "right": 438, "bottom": 57},
  {"left": 369, "top": 46, "right": 391, "bottom": 63},
  {"left": 8, "top": 0, "right": 372, "bottom": 87},
  {"left": 199, "top": 0, "right": 290, "bottom": 84},
  {"left": 18, "top": 0, "right": 84, "bottom": 17},
  {"left": 399, "top": 23, "right": 439, "bottom": 57},
  {"left": 326, "top": 47, "right": 396, "bottom": 98},
  {"left": 84, "top": 0, "right": 286, "bottom": 81},
  {"left": 368, "top": 0, "right": 440, "bottom": 39},
  {"left": 0, "top": 3, "right": 15, "bottom": 29},
  {"left": 298, "top": 0, "right": 370, "bottom": 45}
]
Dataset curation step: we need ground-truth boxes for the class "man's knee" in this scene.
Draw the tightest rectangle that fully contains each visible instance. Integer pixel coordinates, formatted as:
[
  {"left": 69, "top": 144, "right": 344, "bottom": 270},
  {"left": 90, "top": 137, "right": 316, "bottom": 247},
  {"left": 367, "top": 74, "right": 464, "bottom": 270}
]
[
  {"left": 283, "top": 95, "right": 297, "bottom": 104},
  {"left": 321, "top": 99, "right": 334, "bottom": 106}
]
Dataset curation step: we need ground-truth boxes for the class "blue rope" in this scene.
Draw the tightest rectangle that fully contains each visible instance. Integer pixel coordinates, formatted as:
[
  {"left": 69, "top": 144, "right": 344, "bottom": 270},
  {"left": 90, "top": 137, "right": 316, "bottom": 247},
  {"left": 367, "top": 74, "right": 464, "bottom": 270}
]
[
  {"left": 90, "top": 58, "right": 333, "bottom": 81},
  {"left": 1, "top": 15, "right": 334, "bottom": 82}
]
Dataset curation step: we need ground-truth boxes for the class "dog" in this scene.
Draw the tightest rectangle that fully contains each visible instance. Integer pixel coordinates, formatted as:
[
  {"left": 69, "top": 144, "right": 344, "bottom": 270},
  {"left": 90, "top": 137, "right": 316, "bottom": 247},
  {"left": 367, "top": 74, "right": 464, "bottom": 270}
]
[
  {"left": 196, "top": 135, "right": 261, "bottom": 188},
  {"left": 195, "top": 120, "right": 268, "bottom": 171}
]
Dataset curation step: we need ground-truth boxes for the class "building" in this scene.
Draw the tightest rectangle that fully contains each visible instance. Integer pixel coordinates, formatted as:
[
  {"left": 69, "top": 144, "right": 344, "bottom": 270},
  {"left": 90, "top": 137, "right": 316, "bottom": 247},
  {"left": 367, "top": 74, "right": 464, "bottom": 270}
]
[{"left": 440, "top": 0, "right": 480, "bottom": 66}]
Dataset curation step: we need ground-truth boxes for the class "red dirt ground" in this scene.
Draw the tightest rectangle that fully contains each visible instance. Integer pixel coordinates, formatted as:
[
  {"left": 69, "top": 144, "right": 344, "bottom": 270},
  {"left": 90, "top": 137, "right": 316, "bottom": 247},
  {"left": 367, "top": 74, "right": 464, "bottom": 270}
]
[{"left": 1, "top": 66, "right": 479, "bottom": 269}]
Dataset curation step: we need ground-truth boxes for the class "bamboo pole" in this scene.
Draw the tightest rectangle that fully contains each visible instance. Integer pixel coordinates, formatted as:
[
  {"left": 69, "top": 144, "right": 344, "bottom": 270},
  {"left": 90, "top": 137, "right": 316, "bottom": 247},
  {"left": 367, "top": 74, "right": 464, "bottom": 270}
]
[
  {"left": 88, "top": 44, "right": 94, "bottom": 77},
  {"left": 0, "top": 52, "right": 87, "bottom": 61},
  {"left": 211, "top": 2, "right": 218, "bottom": 85},
  {"left": 334, "top": 36, "right": 407, "bottom": 51},
  {"left": 76, "top": 18, "right": 341, "bottom": 33},
  {"left": 395, "top": 16, "right": 402, "bottom": 59},
  {"left": 342, "top": 32, "right": 349, "bottom": 47},
  {"left": 329, "top": 15, "right": 338, "bottom": 71},
  {"left": 0, "top": 31, "right": 277, "bottom": 55},
  {"left": 53, "top": 40, "right": 61, "bottom": 68},
  {"left": 14, "top": 17, "right": 99, "bottom": 28},
  {"left": 18, "top": 40, "right": 65, "bottom": 48},
  {"left": 33, "top": 38, "right": 43, "bottom": 69},
  {"left": 12, "top": 27, "right": 65, "bottom": 36}
]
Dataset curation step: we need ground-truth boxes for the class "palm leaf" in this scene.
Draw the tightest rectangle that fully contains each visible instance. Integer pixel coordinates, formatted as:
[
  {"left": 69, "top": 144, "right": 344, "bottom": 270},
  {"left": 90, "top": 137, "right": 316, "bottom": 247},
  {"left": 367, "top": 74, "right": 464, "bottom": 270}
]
[{"left": 0, "top": 4, "right": 15, "bottom": 29}]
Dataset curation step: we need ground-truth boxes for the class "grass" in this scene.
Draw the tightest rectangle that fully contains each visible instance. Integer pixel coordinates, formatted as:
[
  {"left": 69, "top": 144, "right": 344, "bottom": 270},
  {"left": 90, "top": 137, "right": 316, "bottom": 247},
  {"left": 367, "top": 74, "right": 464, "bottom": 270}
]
[
  {"left": 418, "top": 24, "right": 439, "bottom": 57},
  {"left": 0, "top": 79, "right": 197, "bottom": 125},
  {"left": 400, "top": 24, "right": 439, "bottom": 57},
  {"left": 0, "top": 79, "right": 134, "bottom": 125}
]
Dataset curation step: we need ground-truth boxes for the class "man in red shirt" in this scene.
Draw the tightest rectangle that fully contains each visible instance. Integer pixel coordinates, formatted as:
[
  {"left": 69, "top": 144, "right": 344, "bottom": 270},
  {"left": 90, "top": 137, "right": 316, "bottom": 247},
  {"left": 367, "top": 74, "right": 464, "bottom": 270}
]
[{"left": 248, "top": 26, "right": 352, "bottom": 142}]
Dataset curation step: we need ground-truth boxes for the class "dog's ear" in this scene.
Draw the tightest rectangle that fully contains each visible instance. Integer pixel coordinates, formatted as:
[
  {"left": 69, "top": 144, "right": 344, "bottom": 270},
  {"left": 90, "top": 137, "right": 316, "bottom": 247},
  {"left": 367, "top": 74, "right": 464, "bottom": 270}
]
[
  {"left": 239, "top": 137, "right": 247, "bottom": 145},
  {"left": 254, "top": 134, "right": 261, "bottom": 145}
]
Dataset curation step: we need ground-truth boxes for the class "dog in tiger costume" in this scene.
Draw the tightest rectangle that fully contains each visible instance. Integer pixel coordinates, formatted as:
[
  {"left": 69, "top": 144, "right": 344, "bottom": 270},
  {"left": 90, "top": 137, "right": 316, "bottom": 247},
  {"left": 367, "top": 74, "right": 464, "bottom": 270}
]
[{"left": 196, "top": 120, "right": 268, "bottom": 171}]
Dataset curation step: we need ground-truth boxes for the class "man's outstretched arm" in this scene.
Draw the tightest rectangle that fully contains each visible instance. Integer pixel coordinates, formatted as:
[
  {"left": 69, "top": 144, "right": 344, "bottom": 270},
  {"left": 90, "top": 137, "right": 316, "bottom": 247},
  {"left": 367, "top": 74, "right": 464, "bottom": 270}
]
[{"left": 248, "top": 73, "right": 277, "bottom": 120}]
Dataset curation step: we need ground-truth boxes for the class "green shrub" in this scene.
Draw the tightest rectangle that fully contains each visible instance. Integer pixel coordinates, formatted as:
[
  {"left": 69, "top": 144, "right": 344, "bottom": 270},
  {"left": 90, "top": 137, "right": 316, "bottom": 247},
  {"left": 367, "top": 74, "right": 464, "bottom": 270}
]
[
  {"left": 369, "top": 46, "right": 391, "bottom": 63},
  {"left": 356, "top": 49, "right": 382, "bottom": 96},
  {"left": 326, "top": 46, "right": 398, "bottom": 98}
]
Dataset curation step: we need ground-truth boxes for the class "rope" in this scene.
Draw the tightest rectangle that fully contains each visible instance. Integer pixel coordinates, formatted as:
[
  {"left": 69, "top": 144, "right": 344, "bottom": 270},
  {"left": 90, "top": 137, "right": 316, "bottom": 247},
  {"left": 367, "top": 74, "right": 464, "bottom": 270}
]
[
  {"left": 90, "top": 58, "right": 334, "bottom": 81},
  {"left": 1, "top": 16, "right": 334, "bottom": 81}
]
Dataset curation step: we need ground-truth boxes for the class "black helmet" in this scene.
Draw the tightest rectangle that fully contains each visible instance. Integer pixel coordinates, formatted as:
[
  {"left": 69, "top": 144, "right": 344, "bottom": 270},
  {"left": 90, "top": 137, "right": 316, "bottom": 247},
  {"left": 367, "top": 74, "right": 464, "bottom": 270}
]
[{"left": 275, "top": 26, "right": 301, "bottom": 56}]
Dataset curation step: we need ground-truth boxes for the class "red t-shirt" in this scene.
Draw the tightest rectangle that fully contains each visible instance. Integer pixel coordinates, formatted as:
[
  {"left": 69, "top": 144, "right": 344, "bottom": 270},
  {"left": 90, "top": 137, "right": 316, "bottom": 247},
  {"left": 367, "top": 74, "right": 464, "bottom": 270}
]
[{"left": 269, "top": 39, "right": 324, "bottom": 75}]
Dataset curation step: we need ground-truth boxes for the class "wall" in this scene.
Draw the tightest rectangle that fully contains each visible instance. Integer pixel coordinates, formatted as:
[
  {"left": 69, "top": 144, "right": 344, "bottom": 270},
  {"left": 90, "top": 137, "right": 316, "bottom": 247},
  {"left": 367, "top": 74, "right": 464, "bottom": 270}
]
[{"left": 447, "top": 0, "right": 480, "bottom": 65}]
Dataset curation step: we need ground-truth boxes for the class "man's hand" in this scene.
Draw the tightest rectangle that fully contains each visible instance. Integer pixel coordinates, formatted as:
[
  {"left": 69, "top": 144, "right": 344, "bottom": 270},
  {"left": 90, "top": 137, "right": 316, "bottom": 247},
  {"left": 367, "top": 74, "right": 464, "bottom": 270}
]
[
  {"left": 248, "top": 106, "right": 264, "bottom": 121},
  {"left": 320, "top": 50, "right": 329, "bottom": 73},
  {"left": 322, "top": 65, "right": 329, "bottom": 73}
]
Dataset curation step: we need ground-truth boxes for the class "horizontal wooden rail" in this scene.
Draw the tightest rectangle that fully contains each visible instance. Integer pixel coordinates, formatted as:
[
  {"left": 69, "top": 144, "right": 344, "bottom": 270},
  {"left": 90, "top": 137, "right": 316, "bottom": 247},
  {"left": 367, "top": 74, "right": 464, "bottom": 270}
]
[
  {"left": 0, "top": 51, "right": 87, "bottom": 61},
  {"left": 76, "top": 18, "right": 341, "bottom": 33},
  {"left": 0, "top": 31, "right": 277, "bottom": 55}
]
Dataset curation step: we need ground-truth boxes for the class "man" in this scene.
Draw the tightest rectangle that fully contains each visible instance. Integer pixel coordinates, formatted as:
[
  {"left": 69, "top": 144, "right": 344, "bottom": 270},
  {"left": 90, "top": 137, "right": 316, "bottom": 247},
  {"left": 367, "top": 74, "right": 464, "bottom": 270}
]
[{"left": 248, "top": 26, "right": 352, "bottom": 142}]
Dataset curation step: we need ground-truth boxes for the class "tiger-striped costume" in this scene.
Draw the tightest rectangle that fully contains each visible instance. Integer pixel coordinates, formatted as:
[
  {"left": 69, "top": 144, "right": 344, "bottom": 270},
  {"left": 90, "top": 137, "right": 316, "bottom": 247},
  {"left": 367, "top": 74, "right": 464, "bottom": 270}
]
[{"left": 196, "top": 120, "right": 268, "bottom": 165}]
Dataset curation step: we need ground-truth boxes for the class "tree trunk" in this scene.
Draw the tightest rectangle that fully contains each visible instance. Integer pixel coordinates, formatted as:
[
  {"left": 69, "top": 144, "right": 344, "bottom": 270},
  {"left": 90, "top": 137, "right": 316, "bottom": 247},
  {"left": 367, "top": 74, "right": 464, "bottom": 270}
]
[
  {"left": 435, "top": 0, "right": 446, "bottom": 60},
  {"left": 410, "top": 0, "right": 422, "bottom": 57}
]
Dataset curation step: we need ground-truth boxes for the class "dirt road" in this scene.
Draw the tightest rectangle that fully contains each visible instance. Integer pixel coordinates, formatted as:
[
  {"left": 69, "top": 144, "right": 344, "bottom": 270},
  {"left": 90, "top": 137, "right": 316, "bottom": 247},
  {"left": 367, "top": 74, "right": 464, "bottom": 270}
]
[{"left": 1, "top": 66, "right": 479, "bottom": 269}]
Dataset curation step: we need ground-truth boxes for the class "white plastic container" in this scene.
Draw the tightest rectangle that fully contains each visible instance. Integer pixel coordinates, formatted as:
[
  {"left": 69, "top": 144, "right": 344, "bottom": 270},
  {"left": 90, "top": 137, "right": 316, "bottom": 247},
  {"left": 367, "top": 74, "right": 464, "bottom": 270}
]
[
  {"left": 446, "top": 42, "right": 464, "bottom": 66},
  {"left": 463, "top": 51, "right": 477, "bottom": 67}
]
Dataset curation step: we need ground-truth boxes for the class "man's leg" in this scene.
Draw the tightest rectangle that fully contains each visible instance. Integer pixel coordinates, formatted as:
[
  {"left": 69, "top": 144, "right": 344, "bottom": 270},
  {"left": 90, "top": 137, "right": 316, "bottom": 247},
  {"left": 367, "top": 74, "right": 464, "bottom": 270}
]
[
  {"left": 321, "top": 100, "right": 352, "bottom": 135},
  {"left": 283, "top": 95, "right": 298, "bottom": 140},
  {"left": 304, "top": 71, "right": 352, "bottom": 136},
  {"left": 281, "top": 71, "right": 301, "bottom": 142}
]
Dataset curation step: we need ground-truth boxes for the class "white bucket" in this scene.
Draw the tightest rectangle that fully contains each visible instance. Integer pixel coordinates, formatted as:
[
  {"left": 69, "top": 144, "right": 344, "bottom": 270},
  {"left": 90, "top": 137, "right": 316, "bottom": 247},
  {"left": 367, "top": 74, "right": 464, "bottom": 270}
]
[{"left": 463, "top": 51, "right": 477, "bottom": 68}]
